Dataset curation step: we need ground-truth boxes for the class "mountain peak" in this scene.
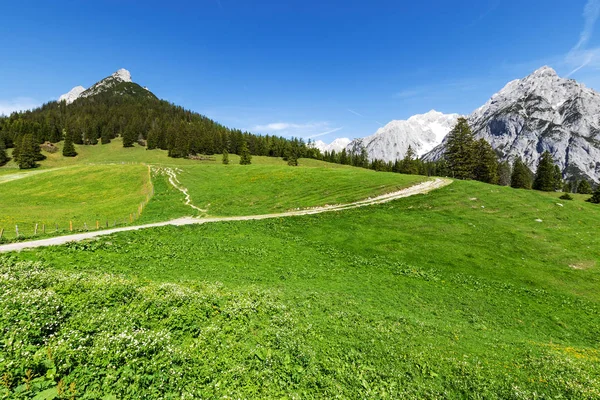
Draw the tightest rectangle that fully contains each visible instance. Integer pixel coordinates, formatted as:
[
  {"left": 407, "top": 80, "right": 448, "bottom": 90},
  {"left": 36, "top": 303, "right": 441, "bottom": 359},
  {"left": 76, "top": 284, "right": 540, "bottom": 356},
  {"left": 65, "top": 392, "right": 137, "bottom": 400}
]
[
  {"left": 58, "top": 86, "right": 86, "bottom": 105},
  {"left": 529, "top": 65, "right": 558, "bottom": 79},
  {"left": 112, "top": 68, "right": 132, "bottom": 83}
]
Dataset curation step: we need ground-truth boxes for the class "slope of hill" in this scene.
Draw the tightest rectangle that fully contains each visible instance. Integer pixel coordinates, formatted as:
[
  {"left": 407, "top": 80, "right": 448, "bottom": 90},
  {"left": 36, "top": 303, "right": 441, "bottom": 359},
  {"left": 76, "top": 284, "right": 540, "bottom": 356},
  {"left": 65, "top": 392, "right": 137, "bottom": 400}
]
[
  {"left": 5, "top": 179, "right": 599, "bottom": 398},
  {"left": 424, "top": 67, "right": 600, "bottom": 182},
  {"left": 346, "top": 110, "right": 460, "bottom": 162}
]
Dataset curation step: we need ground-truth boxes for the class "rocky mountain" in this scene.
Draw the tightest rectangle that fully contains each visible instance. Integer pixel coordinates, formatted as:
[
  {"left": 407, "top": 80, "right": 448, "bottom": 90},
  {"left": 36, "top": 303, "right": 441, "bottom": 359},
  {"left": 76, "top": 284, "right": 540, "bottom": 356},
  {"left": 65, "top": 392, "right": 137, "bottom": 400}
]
[
  {"left": 346, "top": 110, "right": 460, "bottom": 162},
  {"left": 424, "top": 66, "right": 600, "bottom": 183},
  {"left": 58, "top": 68, "right": 156, "bottom": 104},
  {"left": 311, "top": 137, "right": 352, "bottom": 153}
]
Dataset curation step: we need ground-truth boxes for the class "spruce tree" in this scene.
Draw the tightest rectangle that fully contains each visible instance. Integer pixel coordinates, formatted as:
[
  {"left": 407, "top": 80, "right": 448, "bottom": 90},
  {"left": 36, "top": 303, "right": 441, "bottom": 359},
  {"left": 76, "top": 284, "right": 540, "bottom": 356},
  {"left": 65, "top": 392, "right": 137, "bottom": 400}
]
[
  {"left": 587, "top": 186, "right": 600, "bottom": 204},
  {"left": 511, "top": 157, "right": 533, "bottom": 189},
  {"left": 577, "top": 179, "right": 592, "bottom": 194},
  {"left": 0, "top": 138, "right": 8, "bottom": 166},
  {"left": 399, "top": 145, "right": 419, "bottom": 175},
  {"left": 222, "top": 148, "right": 229, "bottom": 164},
  {"left": 12, "top": 136, "right": 22, "bottom": 164},
  {"left": 533, "top": 151, "right": 556, "bottom": 191},
  {"left": 288, "top": 152, "right": 298, "bottom": 166},
  {"left": 17, "top": 134, "right": 38, "bottom": 169},
  {"left": 239, "top": 141, "right": 252, "bottom": 165},
  {"left": 101, "top": 126, "right": 112, "bottom": 144},
  {"left": 473, "top": 139, "right": 499, "bottom": 184},
  {"left": 497, "top": 161, "right": 512, "bottom": 186},
  {"left": 63, "top": 131, "right": 78, "bottom": 157},
  {"left": 553, "top": 165, "right": 563, "bottom": 191},
  {"left": 444, "top": 118, "right": 476, "bottom": 179}
]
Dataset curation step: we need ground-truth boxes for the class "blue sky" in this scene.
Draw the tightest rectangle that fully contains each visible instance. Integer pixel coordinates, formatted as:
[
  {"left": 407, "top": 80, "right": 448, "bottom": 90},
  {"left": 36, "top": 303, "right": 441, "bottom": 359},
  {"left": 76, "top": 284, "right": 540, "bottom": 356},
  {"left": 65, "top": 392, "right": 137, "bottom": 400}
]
[{"left": 1, "top": 0, "right": 599, "bottom": 143}]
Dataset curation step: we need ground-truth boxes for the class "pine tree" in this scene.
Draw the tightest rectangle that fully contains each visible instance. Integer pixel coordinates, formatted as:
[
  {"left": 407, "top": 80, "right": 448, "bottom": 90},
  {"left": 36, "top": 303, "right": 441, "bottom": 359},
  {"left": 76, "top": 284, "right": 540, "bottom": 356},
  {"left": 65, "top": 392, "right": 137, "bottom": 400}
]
[
  {"left": 63, "top": 130, "right": 78, "bottom": 157},
  {"left": 511, "top": 157, "right": 532, "bottom": 189},
  {"left": 222, "top": 148, "right": 230, "bottom": 164},
  {"left": 101, "top": 126, "right": 112, "bottom": 144},
  {"left": 587, "top": 186, "right": 600, "bottom": 204},
  {"left": 473, "top": 139, "right": 499, "bottom": 184},
  {"left": 497, "top": 161, "right": 512, "bottom": 186},
  {"left": 553, "top": 165, "right": 563, "bottom": 191},
  {"left": 287, "top": 152, "right": 298, "bottom": 166},
  {"left": 239, "top": 141, "right": 252, "bottom": 165},
  {"left": 445, "top": 118, "right": 476, "bottom": 179},
  {"left": 0, "top": 138, "right": 9, "bottom": 166},
  {"left": 577, "top": 179, "right": 592, "bottom": 194},
  {"left": 399, "top": 145, "right": 419, "bottom": 175},
  {"left": 12, "top": 136, "right": 22, "bottom": 164},
  {"left": 533, "top": 151, "right": 557, "bottom": 191},
  {"left": 17, "top": 134, "right": 39, "bottom": 169}
]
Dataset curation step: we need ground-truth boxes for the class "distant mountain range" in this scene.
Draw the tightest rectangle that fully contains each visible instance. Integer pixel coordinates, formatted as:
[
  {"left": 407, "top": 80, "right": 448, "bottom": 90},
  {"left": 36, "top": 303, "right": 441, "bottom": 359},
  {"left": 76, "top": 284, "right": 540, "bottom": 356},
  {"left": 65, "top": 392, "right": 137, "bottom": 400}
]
[{"left": 317, "top": 66, "right": 600, "bottom": 182}]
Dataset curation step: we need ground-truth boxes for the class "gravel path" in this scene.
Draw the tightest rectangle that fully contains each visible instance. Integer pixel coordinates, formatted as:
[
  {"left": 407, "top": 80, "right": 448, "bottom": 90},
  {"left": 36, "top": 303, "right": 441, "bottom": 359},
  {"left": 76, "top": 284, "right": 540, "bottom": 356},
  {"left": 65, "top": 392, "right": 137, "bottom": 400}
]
[{"left": 0, "top": 178, "right": 451, "bottom": 253}]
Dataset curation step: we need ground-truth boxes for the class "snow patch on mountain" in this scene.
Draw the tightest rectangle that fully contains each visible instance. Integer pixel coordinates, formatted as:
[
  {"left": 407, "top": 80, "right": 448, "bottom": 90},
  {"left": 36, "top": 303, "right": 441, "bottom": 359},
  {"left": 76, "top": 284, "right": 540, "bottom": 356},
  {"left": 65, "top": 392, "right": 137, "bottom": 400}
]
[
  {"left": 311, "top": 138, "right": 352, "bottom": 153},
  {"left": 58, "top": 86, "right": 86, "bottom": 105},
  {"left": 347, "top": 110, "right": 461, "bottom": 162}
]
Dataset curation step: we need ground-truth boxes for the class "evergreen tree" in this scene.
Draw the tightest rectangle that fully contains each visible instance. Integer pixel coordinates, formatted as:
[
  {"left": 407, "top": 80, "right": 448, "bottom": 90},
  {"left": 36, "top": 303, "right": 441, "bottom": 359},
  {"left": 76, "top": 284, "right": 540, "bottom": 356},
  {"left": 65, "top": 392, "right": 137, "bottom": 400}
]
[
  {"left": 17, "top": 134, "right": 39, "bottom": 169},
  {"left": 62, "top": 130, "right": 78, "bottom": 157},
  {"left": 0, "top": 138, "right": 8, "bottom": 166},
  {"left": 399, "top": 145, "right": 419, "bottom": 175},
  {"left": 473, "top": 139, "right": 499, "bottom": 184},
  {"left": 532, "top": 151, "right": 557, "bottom": 191},
  {"left": 577, "top": 179, "right": 592, "bottom": 194},
  {"left": 445, "top": 118, "right": 476, "bottom": 179},
  {"left": 239, "top": 141, "right": 252, "bottom": 165},
  {"left": 122, "top": 126, "right": 137, "bottom": 148},
  {"left": 587, "top": 186, "right": 600, "bottom": 204},
  {"left": 11, "top": 136, "right": 22, "bottom": 164},
  {"left": 511, "top": 157, "right": 533, "bottom": 189},
  {"left": 101, "top": 126, "right": 112, "bottom": 144},
  {"left": 222, "top": 148, "right": 229, "bottom": 164},
  {"left": 553, "top": 165, "right": 563, "bottom": 191},
  {"left": 497, "top": 161, "right": 512, "bottom": 186},
  {"left": 287, "top": 152, "right": 298, "bottom": 166}
]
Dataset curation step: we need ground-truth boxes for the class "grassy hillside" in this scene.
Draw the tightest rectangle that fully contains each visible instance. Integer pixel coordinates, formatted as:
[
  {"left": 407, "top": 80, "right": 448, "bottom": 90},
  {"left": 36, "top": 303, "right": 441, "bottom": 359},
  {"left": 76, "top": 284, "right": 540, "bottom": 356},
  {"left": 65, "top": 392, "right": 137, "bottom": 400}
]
[
  {"left": 0, "top": 164, "right": 153, "bottom": 239},
  {"left": 6, "top": 179, "right": 599, "bottom": 398}
]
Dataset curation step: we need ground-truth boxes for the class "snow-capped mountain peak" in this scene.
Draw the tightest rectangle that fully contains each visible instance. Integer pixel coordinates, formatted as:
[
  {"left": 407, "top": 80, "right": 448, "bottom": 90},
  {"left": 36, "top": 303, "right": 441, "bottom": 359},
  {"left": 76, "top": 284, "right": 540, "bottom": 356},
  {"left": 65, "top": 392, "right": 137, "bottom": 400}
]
[
  {"left": 347, "top": 110, "right": 461, "bottom": 162},
  {"left": 112, "top": 68, "right": 132, "bottom": 83},
  {"left": 58, "top": 86, "right": 86, "bottom": 105},
  {"left": 311, "top": 138, "right": 351, "bottom": 153}
]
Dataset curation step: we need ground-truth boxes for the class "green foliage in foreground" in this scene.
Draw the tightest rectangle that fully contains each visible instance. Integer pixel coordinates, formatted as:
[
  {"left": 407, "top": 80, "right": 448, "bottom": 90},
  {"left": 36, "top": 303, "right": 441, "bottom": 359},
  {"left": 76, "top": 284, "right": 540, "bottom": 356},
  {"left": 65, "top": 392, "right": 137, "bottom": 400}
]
[{"left": 9, "top": 180, "right": 600, "bottom": 398}]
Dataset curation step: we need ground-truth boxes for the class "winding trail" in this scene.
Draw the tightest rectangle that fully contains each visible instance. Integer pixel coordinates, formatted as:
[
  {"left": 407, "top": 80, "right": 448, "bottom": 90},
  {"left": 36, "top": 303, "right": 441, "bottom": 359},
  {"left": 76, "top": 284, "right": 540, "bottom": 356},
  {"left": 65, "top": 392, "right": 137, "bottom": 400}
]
[
  {"left": 159, "top": 167, "right": 208, "bottom": 213},
  {"left": 0, "top": 178, "right": 451, "bottom": 253}
]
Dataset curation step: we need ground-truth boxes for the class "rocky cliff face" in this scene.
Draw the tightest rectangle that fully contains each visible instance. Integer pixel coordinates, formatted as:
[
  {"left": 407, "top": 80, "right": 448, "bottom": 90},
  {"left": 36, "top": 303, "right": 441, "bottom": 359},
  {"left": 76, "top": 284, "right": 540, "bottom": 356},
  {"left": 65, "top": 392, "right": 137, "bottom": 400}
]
[
  {"left": 346, "top": 110, "right": 461, "bottom": 162},
  {"left": 424, "top": 66, "right": 600, "bottom": 183}
]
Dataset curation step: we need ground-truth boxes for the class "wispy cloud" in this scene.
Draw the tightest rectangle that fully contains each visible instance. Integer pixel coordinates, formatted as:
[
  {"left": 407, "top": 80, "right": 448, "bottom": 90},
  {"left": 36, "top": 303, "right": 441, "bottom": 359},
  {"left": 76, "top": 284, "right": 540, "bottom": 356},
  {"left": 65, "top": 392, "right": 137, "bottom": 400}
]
[
  {"left": 566, "top": 0, "right": 600, "bottom": 76},
  {"left": 347, "top": 109, "right": 383, "bottom": 126},
  {"left": 0, "top": 97, "right": 40, "bottom": 116},
  {"left": 306, "top": 127, "right": 344, "bottom": 139},
  {"left": 467, "top": 0, "right": 501, "bottom": 27},
  {"left": 252, "top": 121, "right": 342, "bottom": 139}
]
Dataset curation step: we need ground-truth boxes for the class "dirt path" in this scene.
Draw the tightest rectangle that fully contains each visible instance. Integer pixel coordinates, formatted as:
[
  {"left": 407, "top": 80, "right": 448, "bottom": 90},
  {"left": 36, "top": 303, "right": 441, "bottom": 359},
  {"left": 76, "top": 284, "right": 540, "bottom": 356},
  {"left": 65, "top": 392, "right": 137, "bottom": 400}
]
[
  {"left": 0, "top": 178, "right": 451, "bottom": 253},
  {"left": 158, "top": 167, "right": 208, "bottom": 213}
]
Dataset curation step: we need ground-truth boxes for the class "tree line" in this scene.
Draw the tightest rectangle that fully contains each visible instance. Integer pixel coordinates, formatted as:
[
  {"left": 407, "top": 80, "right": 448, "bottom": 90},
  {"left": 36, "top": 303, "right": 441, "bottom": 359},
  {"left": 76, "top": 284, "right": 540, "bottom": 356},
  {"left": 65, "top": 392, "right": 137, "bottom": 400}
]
[{"left": 0, "top": 88, "right": 316, "bottom": 168}]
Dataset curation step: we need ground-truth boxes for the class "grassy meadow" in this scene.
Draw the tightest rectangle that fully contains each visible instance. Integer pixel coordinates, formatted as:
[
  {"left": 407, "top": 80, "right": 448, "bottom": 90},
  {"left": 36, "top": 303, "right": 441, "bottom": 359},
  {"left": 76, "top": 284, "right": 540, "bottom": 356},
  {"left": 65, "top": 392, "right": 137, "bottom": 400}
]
[{"left": 3, "top": 179, "right": 599, "bottom": 398}]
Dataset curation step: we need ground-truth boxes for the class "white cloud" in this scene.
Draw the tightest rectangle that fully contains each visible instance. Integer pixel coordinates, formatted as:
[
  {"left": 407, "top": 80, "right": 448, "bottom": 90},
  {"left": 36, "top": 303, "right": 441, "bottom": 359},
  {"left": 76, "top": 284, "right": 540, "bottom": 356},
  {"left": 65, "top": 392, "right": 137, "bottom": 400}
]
[
  {"left": 252, "top": 121, "right": 338, "bottom": 139},
  {"left": 306, "top": 127, "right": 344, "bottom": 139},
  {"left": 0, "top": 97, "right": 41, "bottom": 116},
  {"left": 567, "top": 0, "right": 600, "bottom": 76}
]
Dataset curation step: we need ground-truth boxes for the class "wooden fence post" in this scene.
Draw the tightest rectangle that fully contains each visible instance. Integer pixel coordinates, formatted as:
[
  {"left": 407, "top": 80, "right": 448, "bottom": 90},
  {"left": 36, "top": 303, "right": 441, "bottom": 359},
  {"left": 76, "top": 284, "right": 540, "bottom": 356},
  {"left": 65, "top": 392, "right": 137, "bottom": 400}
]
[
  {"left": 69, "top": 221, "right": 73, "bottom": 232},
  {"left": 34, "top": 224, "right": 38, "bottom": 235},
  {"left": 96, "top": 220, "right": 100, "bottom": 230},
  {"left": 84, "top": 222, "right": 88, "bottom": 230},
  {"left": 0, "top": 228, "right": 4, "bottom": 240},
  {"left": 15, "top": 225, "right": 19, "bottom": 237},
  {"left": 43, "top": 224, "right": 46, "bottom": 234},
  {"left": 55, "top": 223, "right": 58, "bottom": 232}
]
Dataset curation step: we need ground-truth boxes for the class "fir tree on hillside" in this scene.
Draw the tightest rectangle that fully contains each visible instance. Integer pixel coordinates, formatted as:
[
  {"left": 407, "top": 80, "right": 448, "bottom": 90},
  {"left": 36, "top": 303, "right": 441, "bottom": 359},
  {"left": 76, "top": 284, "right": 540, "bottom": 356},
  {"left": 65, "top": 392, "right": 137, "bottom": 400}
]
[
  {"left": 17, "top": 134, "right": 40, "bottom": 169},
  {"left": 63, "top": 131, "right": 78, "bottom": 157},
  {"left": 473, "top": 139, "right": 499, "bottom": 184},
  {"left": 577, "top": 179, "right": 592, "bottom": 194},
  {"left": 533, "top": 151, "right": 557, "bottom": 191},
  {"left": 511, "top": 157, "right": 533, "bottom": 189},
  {"left": 222, "top": 148, "right": 229, "bottom": 165},
  {"left": 553, "top": 165, "right": 563, "bottom": 191},
  {"left": 445, "top": 118, "right": 476, "bottom": 179},
  {"left": 398, "top": 145, "right": 419, "bottom": 175},
  {"left": 239, "top": 141, "right": 252, "bottom": 165},
  {"left": 287, "top": 152, "right": 299, "bottom": 166},
  {"left": 587, "top": 186, "right": 600, "bottom": 204},
  {"left": 0, "top": 138, "right": 9, "bottom": 166},
  {"left": 101, "top": 126, "right": 112, "bottom": 144},
  {"left": 497, "top": 161, "right": 512, "bottom": 186}
]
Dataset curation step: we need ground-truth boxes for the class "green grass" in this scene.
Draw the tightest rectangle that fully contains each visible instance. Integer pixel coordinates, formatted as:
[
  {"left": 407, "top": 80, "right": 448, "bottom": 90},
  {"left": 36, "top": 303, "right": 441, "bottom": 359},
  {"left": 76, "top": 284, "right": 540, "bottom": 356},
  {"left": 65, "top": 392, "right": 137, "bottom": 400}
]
[
  {"left": 6, "top": 180, "right": 600, "bottom": 398},
  {"left": 0, "top": 164, "right": 153, "bottom": 239},
  {"left": 178, "top": 164, "right": 426, "bottom": 216}
]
